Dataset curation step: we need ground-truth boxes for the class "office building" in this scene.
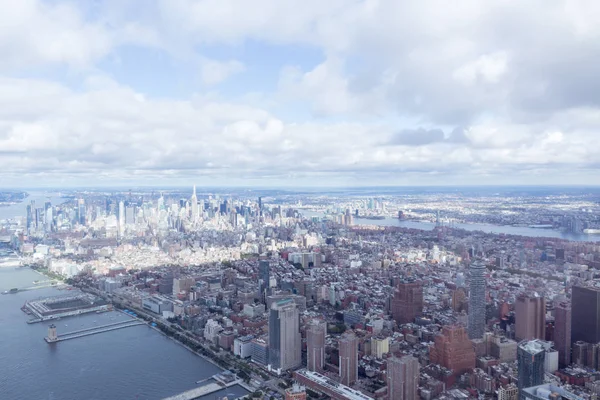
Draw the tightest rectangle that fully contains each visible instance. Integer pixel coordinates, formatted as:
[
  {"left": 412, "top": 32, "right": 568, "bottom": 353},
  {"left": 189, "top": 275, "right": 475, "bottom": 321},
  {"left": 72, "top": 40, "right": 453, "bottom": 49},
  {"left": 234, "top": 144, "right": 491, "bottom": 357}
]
[
  {"left": 517, "top": 340, "right": 546, "bottom": 398},
  {"left": 554, "top": 300, "right": 571, "bottom": 367},
  {"left": 268, "top": 299, "right": 301, "bottom": 373},
  {"left": 468, "top": 260, "right": 487, "bottom": 339},
  {"left": 387, "top": 355, "right": 419, "bottom": 400},
  {"left": 372, "top": 337, "right": 390, "bottom": 359},
  {"left": 259, "top": 260, "right": 270, "bottom": 302},
  {"left": 339, "top": 331, "right": 359, "bottom": 386},
  {"left": 572, "top": 285, "right": 600, "bottom": 344},
  {"left": 391, "top": 280, "right": 423, "bottom": 325},
  {"left": 429, "top": 325, "right": 476, "bottom": 377},
  {"left": 515, "top": 294, "right": 546, "bottom": 341},
  {"left": 306, "top": 319, "right": 326, "bottom": 372}
]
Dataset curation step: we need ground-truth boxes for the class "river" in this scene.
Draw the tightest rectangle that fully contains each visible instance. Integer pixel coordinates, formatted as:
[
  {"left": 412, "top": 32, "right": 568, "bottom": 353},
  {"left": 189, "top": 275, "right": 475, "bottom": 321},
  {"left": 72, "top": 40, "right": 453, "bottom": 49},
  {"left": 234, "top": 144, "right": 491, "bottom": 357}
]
[
  {"left": 0, "top": 268, "right": 249, "bottom": 400},
  {"left": 0, "top": 191, "right": 66, "bottom": 221},
  {"left": 304, "top": 211, "right": 600, "bottom": 242}
]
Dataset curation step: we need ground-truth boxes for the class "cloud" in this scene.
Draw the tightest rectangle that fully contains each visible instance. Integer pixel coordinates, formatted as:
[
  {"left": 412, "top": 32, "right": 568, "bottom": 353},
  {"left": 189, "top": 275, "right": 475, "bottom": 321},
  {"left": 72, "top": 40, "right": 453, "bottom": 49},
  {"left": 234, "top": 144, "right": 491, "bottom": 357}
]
[
  {"left": 389, "top": 128, "right": 445, "bottom": 146},
  {"left": 2, "top": 0, "right": 600, "bottom": 186},
  {"left": 199, "top": 58, "right": 245, "bottom": 86}
]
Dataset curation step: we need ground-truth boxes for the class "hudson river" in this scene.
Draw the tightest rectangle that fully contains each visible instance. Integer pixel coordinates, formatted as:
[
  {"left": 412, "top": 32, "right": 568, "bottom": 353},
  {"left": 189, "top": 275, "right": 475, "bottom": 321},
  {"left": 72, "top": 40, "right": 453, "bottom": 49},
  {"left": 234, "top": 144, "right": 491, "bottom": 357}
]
[{"left": 0, "top": 194, "right": 248, "bottom": 400}]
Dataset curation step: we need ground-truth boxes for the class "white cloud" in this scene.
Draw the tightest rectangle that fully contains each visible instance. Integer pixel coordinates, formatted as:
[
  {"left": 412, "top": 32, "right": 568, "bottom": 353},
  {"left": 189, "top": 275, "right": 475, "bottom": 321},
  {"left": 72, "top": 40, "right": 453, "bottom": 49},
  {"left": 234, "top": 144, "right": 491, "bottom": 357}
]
[
  {"left": 199, "top": 58, "right": 245, "bottom": 85},
  {"left": 2, "top": 0, "right": 600, "bottom": 185}
]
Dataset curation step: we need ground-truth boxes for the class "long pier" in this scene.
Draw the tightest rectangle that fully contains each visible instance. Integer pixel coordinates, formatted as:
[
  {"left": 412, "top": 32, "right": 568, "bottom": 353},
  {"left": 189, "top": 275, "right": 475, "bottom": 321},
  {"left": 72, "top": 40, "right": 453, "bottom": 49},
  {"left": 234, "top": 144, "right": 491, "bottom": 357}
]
[
  {"left": 46, "top": 320, "right": 145, "bottom": 343},
  {"left": 162, "top": 376, "right": 242, "bottom": 400}
]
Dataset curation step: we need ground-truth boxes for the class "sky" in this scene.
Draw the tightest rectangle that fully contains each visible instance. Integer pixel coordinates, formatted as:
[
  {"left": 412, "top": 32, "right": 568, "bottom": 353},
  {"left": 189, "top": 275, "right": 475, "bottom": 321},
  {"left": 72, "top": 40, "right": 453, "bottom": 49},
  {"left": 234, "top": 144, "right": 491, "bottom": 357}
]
[{"left": 1, "top": 0, "right": 600, "bottom": 188}]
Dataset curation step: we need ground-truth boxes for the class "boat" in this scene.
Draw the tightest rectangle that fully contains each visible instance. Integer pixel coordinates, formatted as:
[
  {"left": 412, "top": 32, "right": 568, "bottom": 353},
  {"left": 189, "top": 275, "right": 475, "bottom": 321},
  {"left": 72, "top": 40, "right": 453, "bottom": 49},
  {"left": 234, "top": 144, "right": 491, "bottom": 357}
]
[{"left": 8, "top": 288, "right": 18, "bottom": 294}]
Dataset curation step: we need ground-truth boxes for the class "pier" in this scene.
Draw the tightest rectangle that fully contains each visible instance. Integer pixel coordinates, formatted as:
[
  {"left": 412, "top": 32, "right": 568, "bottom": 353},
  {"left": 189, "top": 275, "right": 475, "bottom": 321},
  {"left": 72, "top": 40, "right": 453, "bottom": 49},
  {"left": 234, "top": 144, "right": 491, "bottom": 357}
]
[
  {"left": 23, "top": 293, "right": 111, "bottom": 323},
  {"left": 45, "top": 319, "right": 146, "bottom": 343},
  {"left": 162, "top": 373, "right": 242, "bottom": 400}
]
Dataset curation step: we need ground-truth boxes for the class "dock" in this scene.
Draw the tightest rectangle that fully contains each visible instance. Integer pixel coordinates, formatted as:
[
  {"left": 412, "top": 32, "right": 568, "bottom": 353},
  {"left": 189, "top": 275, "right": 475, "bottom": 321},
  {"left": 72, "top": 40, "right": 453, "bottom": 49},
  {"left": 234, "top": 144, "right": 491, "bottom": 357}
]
[
  {"left": 23, "top": 293, "right": 111, "bottom": 323},
  {"left": 45, "top": 319, "right": 146, "bottom": 343},
  {"left": 162, "top": 373, "right": 242, "bottom": 400}
]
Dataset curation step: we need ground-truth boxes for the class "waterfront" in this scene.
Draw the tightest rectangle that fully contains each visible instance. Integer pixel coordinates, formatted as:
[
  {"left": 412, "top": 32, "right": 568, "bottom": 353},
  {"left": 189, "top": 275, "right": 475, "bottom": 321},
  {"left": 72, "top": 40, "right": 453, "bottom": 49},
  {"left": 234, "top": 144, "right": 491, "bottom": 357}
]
[
  {"left": 304, "top": 211, "right": 600, "bottom": 242},
  {"left": 0, "top": 268, "right": 249, "bottom": 400},
  {"left": 0, "top": 191, "right": 65, "bottom": 221}
]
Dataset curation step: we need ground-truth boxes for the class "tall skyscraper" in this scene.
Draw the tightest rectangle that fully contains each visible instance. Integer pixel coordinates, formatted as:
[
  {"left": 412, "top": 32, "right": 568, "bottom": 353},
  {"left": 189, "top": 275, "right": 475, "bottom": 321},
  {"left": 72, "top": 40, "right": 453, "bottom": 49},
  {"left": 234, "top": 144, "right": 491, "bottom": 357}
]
[
  {"left": 77, "top": 198, "right": 85, "bottom": 225},
  {"left": 468, "top": 260, "right": 486, "bottom": 339},
  {"left": 339, "top": 331, "right": 359, "bottom": 386},
  {"left": 391, "top": 280, "right": 423, "bottom": 325},
  {"left": 429, "top": 325, "right": 476, "bottom": 378},
  {"left": 190, "top": 185, "right": 198, "bottom": 222},
  {"left": 259, "top": 260, "right": 270, "bottom": 302},
  {"left": 387, "top": 355, "right": 419, "bottom": 400},
  {"left": 268, "top": 299, "right": 301, "bottom": 372},
  {"left": 572, "top": 285, "right": 600, "bottom": 344},
  {"left": 515, "top": 294, "right": 546, "bottom": 341},
  {"left": 306, "top": 319, "right": 326, "bottom": 372},
  {"left": 553, "top": 300, "right": 571, "bottom": 367},
  {"left": 517, "top": 340, "right": 545, "bottom": 397}
]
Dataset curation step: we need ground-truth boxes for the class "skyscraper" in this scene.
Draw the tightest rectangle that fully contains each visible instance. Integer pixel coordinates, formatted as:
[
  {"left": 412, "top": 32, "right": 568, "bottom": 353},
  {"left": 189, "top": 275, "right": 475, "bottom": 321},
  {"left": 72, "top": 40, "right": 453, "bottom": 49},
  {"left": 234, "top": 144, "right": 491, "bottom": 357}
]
[
  {"left": 77, "top": 198, "right": 85, "bottom": 225},
  {"left": 391, "top": 280, "right": 423, "bottom": 325},
  {"left": 306, "top": 319, "right": 326, "bottom": 372},
  {"left": 572, "top": 285, "right": 600, "bottom": 344},
  {"left": 118, "top": 200, "right": 125, "bottom": 237},
  {"left": 190, "top": 185, "right": 198, "bottom": 222},
  {"left": 339, "top": 331, "right": 359, "bottom": 386},
  {"left": 554, "top": 300, "right": 571, "bottom": 367},
  {"left": 515, "top": 294, "right": 546, "bottom": 341},
  {"left": 468, "top": 259, "right": 486, "bottom": 339},
  {"left": 517, "top": 340, "right": 545, "bottom": 398},
  {"left": 268, "top": 299, "right": 301, "bottom": 372},
  {"left": 387, "top": 355, "right": 419, "bottom": 400},
  {"left": 259, "top": 260, "right": 270, "bottom": 302}
]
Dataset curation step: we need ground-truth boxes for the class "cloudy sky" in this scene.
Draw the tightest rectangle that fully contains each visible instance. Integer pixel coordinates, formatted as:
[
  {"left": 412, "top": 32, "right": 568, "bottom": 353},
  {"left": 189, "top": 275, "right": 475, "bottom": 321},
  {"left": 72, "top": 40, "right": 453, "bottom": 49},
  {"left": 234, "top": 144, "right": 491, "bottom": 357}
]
[{"left": 1, "top": 0, "right": 600, "bottom": 187}]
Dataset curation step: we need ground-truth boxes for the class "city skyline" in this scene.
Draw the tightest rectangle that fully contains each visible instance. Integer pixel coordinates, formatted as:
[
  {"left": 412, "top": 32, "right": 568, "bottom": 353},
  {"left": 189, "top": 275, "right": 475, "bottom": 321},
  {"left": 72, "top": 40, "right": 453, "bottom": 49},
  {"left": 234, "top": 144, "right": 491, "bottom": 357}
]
[{"left": 2, "top": 1, "right": 600, "bottom": 187}]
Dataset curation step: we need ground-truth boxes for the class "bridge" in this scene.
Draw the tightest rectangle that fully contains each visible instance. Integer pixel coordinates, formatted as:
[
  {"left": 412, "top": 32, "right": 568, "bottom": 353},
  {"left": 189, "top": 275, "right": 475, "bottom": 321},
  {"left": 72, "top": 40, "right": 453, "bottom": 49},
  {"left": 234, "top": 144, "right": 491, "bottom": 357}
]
[{"left": 46, "top": 319, "right": 146, "bottom": 343}]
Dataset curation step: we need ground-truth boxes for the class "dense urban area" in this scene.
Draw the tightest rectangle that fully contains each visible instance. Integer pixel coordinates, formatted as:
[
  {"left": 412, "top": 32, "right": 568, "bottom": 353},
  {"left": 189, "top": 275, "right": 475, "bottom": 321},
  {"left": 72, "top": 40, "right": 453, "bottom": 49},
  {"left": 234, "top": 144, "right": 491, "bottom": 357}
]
[{"left": 2, "top": 187, "right": 600, "bottom": 400}]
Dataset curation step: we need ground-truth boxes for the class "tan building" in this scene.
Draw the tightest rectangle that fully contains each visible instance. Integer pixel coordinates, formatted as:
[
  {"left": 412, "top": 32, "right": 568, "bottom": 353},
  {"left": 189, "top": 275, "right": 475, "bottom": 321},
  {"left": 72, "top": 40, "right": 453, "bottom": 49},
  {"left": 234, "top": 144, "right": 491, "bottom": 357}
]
[
  {"left": 306, "top": 319, "right": 327, "bottom": 372},
  {"left": 339, "top": 331, "right": 359, "bottom": 386},
  {"left": 515, "top": 294, "right": 546, "bottom": 341},
  {"left": 387, "top": 355, "right": 419, "bottom": 400}
]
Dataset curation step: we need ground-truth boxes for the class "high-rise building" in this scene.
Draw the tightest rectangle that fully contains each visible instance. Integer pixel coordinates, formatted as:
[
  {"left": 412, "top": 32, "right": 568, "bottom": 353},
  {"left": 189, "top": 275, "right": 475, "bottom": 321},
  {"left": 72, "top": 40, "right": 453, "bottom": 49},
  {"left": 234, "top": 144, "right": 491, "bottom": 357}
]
[
  {"left": 268, "top": 299, "right": 301, "bottom": 373},
  {"left": 306, "top": 319, "right": 326, "bottom": 372},
  {"left": 339, "top": 331, "right": 359, "bottom": 386},
  {"left": 554, "top": 300, "right": 572, "bottom": 367},
  {"left": 429, "top": 325, "right": 476, "bottom": 378},
  {"left": 118, "top": 200, "right": 125, "bottom": 237},
  {"left": 259, "top": 260, "right": 270, "bottom": 302},
  {"left": 77, "top": 198, "right": 85, "bottom": 225},
  {"left": 572, "top": 285, "right": 600, "bottom": 344},
  {"left": 468, "top": 260, "right": 486, "bottom": 339},
  {"left": 391, "top": 280, "right": 423, "bottom": 325},
  {"left": 517, "top": 340, "right": 546, "bottom": 398},
  {"left": 387, "top": 355, "right": 419, "bottom": 400},
  {"left": 515, "top": 294, "right": 546, "bottom": 342},
  {"left": 190, "top": 185, "right": 198, "bottom": 222}
]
